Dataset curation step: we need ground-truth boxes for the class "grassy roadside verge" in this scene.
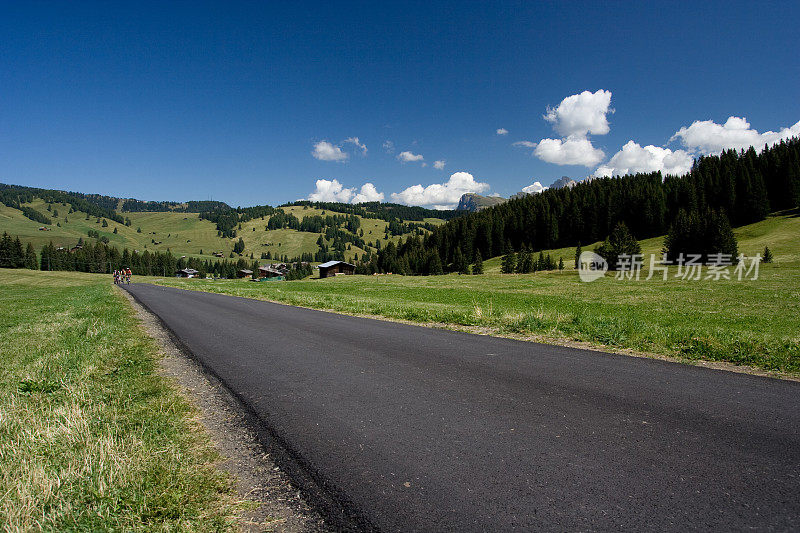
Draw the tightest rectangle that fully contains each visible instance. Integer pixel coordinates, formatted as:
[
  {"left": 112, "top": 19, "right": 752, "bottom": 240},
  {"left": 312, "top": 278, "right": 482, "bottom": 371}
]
[
  {"left": 148, "top": 263, "right": 800, "bottom": 374},
  {"left": 0, "top": 269, "right": 238, "bottom": 530}
]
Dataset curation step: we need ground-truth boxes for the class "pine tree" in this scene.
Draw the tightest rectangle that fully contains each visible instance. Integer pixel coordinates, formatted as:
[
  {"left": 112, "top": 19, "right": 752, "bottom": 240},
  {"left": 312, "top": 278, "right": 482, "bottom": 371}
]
[
  {"left": 517, "top": 246, "right": 533, "bottom": 273},
  {"left": 0, "top": 233, "right": 12, "bottom": 268},
  {"left": 595, "top": 222, "right": 641, "bottom": 270},
  {"left": 762, "top": 246, "right": 773, "bottom": 263},
  {"left": 558, "top": 257, "right": 564, "bottom": 270},
  {"left": 24, "top": 243, "right": 38, "bottom": 270},
  {"left": 501, "top": 248, "right": 517, "bottom": 274},
  {"left": 453, "top": 247, "right": 469, "bottom": 274},
  {"left": 574, "top": 242, "right": 582, "bottom": 269},
  {"left": 11, "top": 237, "right": 24, "bottom": 267},
  {"left": 472, "top": 250, "right": 483, "bottom": 275},
  {"left": 663, "top": 208, "right": 737, "bottom": 262}
]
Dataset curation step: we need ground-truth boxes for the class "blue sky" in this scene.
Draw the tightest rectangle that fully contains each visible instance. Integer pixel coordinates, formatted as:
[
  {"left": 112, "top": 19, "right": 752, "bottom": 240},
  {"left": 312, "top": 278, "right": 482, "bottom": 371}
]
[{"left": 2, "top": 1, "right": 799, "bottom": 208}]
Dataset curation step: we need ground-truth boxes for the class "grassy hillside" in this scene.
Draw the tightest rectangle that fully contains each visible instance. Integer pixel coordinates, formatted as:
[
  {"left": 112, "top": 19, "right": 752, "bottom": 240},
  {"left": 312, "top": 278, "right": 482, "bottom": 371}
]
[
  {"left": 0, "top": 198, "right": 444, "bottom": 264},
  {"left": 235, "top": 205, "right": 422, "bottom": 263},
  {"left": 0, "top": 199, "right": 227, "bottom": 259},
  {"left": 149, "top": 212, "right": 800, "bottom": 374}
]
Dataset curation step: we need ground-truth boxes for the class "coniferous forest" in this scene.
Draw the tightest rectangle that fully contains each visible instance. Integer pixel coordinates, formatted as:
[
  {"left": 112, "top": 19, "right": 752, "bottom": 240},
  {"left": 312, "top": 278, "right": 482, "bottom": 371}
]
[{"left": 375, "top": 137, "right": 800, "bottom": 274}]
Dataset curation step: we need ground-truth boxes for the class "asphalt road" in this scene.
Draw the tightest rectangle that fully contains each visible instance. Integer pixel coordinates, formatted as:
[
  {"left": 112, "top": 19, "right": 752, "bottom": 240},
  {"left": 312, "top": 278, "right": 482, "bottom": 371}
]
[{"left": 125, "top": 283, "right": 800, "bottom": 532}]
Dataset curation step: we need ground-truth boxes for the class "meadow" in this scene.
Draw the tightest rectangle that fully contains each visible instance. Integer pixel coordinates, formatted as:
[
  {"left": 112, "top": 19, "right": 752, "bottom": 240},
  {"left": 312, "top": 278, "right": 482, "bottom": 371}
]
[
  {"left": 150, "top": 213, "right": 800, "bottom": 375},
  {"left": 0, "top": 269, "right": 240, "bottom": 530},
  {"left": 1, "top": 200, "right": 441, "bottom": 264}
]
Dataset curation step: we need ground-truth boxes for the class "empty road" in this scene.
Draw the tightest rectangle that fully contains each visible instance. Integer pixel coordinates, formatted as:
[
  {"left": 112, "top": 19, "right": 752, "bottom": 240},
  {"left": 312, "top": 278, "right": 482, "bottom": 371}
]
[{"left": 125, "top": 283, "right": 800, "bottom": 532}]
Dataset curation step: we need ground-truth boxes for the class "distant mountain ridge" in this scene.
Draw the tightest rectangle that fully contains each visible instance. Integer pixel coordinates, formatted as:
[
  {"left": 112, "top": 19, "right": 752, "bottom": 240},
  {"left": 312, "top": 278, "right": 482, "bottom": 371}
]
[
  {"left": 458, "top": 176, "right": 582, "bottom": 211},
  {"left": 550, "top": 176, "right": 577, "bottom": 189},
  {"left": 456, "top": 193, "right": 507, "bottom": 212}
]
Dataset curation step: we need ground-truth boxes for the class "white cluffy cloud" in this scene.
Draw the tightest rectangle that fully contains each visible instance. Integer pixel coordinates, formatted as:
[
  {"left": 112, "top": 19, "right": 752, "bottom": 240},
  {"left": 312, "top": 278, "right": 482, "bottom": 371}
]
[
  {"left": 595, "top": 141, "right": 694, "bottom": 177},
  {"left": 383, "top": 140, "right": 395, "bottom": 153},
  {"left": 534, "top": 136, "right": 605, "bottom": 167},
  {"left": 532, "top": 90, "right": 612, "bottom": 168},
  {"left": 391, "top": 171, "right": 489, "bottom": 209},
  {"left": 344, "top": 137, "right": 367, "bottom": 156},
  {"left": 433, "top": 160, "right": 446, "bottom": 170},
  {"left": 352, "top": 183, "right": 384, "bottom": 203},
  {"left": 544, "top": 89, "right": 613, "bottom": 137},
  {"left": 671, "top": 116, "right": 800, "bottom": 155},
  {"left": 312, "top": 141, "right": 348, "bottom": 162},
  {"left": 521, "top": 181, "right": 548, "bottom": 194},
  {"left": 594, "top": 115, "right": 800, "bottom": 178},
  {"left": 496, "top": 128, "right": 509, "bottom": 135},
  {"left": 397, "top": 150, "right": 424, "bottom": 163},
  {"left": 308, "top": 179, "right": 384, "bottom": 204}
]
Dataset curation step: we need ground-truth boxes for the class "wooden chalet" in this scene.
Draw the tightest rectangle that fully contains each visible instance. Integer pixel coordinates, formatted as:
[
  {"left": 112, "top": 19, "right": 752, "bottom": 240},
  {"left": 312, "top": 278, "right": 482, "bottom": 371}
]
[
  {"left": 317, "top": 260, "right": 356, "bottom": 278},
  {"left": 176, "top": 268, "right": 200, "bottom": 278},
  {"left": 258, "top": 265, "right": 284, "bottom": 278}
]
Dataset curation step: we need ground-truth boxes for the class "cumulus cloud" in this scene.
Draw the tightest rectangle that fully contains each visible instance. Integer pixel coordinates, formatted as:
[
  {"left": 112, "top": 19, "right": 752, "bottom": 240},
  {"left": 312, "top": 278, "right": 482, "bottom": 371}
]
[
  {"left": 594, "top": 141, "right": 693, "bottom": 176},
  {"left": 382, "top": 140, "right": 395, "bottom": 153},
  {"left": 594, "top": 141, "right": 693, "bottom": 177},
  {"left": 532, "top": 90, "right": 612, "bottom": 167},
  {"left": 512, "top": 140, "right": 538, "bottom": 148},
  {"left": 521, "top": 181, "right": 548, "bottom": 194},
  {"left": 496, "top": 128, "right": 509, "bottom": 135},
  {"left": 390, "top": 171, "right": 490, "bottom": 209},
  {"left": 308, "top": 179, "right": 354, "bottom": 201},
  {"left": 308, "top": 179, "right": 385, "bottom": 204},
  {"left": 534, "top": 136, "right": 605, "bottom": 167},
  {"left": 352, "top": 183, "right": 384, "bottom": 203},
  {"left": 344, "top": 137, "right": 367, "bottom": 156},
  {"left": 671, "top": 116, "right": 800, "bottom": 155},
  {"left": 397, "top": 150, "right": 424, "bottom": 163},
  {"left": 433, "top": 160, "right": 446, "bottom": 170},
  {"left": 312, "top": 141, "right": 348, "bottom": 162},
  {"left": 544, "top": 90, "right": 613, "bottom": 137}
]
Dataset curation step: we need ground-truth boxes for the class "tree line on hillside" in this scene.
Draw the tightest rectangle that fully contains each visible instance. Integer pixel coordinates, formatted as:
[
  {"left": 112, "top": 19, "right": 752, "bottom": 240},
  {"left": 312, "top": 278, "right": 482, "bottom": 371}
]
[
  {"left": 375, "top": 137, "right": 799, "bottom": 274},
  {"left": 30, "top": 237, "right": 312, "bottom": 279},
  {"left": 121, "top": 199, "right": 230, "bottom": 212},
  {"left": 284, "top": 201, "right": 462, "bottom": 222},
  {"left": 0, "top": 184, "right": 124, "bottom": 224}
]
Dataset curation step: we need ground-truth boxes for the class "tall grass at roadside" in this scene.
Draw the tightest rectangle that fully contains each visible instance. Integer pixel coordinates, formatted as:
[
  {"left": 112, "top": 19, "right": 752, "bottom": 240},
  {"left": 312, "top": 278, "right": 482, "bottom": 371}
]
[{"left": 0, "top": 269, "right": 238, "bottom": 531}]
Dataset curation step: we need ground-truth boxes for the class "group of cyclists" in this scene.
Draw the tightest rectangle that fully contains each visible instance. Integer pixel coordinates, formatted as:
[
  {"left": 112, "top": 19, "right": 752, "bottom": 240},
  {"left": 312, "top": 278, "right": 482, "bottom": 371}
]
[{"left": 113, "top": 268, "right": 132, "bottom": 285}]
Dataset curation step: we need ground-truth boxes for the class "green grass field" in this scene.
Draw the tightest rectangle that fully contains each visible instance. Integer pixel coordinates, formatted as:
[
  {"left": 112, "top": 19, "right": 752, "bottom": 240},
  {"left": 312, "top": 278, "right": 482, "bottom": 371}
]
[
  {"left": 149, "top": 213, "right": 800, "bottom": 374},
  {"left": 0, "top": 269, "right": 239, "bottom": 530}
]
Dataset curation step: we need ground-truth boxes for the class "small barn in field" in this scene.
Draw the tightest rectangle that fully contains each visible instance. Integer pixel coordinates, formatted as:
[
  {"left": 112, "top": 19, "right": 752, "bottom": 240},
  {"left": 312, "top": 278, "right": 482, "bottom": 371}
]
[
  {"left": 317, "top": 260, "right": 356, "bottom": 278},
  {"left": 258, "top": 265, "right": 284, "bottom": 279},
  {"left": 176, "top": 268, "right": 200, "bottom": 278},
  {"left": 237, "top": 269, "right": 253, "bottom": 278}
]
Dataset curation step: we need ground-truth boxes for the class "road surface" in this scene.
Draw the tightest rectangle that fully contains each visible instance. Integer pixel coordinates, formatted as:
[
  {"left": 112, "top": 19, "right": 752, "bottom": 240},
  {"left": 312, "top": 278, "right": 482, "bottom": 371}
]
[{"left": 125, "top": 283, "right": 800, "bottom": 531}]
